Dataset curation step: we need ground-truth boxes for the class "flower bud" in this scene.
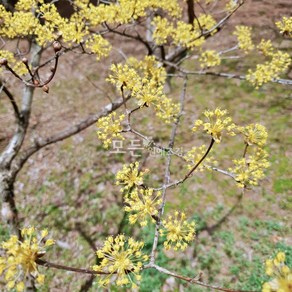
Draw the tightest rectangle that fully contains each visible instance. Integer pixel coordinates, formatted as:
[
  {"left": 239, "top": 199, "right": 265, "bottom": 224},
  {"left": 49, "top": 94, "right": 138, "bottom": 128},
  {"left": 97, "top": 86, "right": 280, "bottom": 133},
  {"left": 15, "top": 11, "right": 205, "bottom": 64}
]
[
  {"left": 0, "top": 58, "right": 8, "bottom": 66},
  {"left": 33, "top": 79, "right": 40, "bottom": 86},
  {"left": 42, "top": 85, "right": 49, "bottom": 93},
  {"left": 22, "top": 57, "right": 28, "bottom": 64},
  {"left": 53, "top": 41, "right": 62, "bottom": 52}
]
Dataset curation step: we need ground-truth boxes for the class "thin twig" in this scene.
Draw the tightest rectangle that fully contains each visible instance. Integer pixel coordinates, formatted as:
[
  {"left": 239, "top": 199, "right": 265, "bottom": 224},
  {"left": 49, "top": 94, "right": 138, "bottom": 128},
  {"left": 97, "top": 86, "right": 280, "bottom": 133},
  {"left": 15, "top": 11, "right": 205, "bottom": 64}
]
[
  {"left": 0, "top": 81, "right": 20, "bottom": 120},
  {"left": 145, "top": 263, "right": 258, "bottom": 292},
  {"left": 182, "top": 138, "right": 215, "bottom": 183},
  {"left": 150, "top": 76, "right": 187, "bottom": 263},
  {"left": 36, "top": 259, "right": 107, "bottom": 275}
]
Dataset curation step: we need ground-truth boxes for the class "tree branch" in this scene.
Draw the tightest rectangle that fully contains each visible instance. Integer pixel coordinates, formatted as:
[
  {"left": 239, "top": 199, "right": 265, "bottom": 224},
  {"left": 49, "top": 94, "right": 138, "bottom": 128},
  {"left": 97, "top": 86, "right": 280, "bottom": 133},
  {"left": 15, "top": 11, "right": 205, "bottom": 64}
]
[
  {"left": 150, "top": 77, "right": 187, "bottom": 263},
  {"left": 0, "top": 41, "right": 42, "bottom": 169},
  {"left": 11, "top": 97, "right": 130, "bottom": 178},
  {"left": 0, "top": 81, "right": 20, "bottom": 120},
  {"left": 146, "top": 264, "right": 258, "bottom": 292}
]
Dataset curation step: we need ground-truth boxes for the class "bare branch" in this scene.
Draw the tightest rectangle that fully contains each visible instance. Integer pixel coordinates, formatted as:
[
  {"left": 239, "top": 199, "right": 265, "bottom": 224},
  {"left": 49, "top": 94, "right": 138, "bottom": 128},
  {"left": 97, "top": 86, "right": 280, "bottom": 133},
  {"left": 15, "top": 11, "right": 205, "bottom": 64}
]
[
  {"left": 0, "top": 81, "right": 20, "bottom": 120},
  {"left": 11, "top": 97, "right": 130, "bottom": 178},
  {"left": 0, "top": 41, "right": 42, "bottom": 169},
  {"left": 36, "top": 259, "right": 107, "bottom": 275},
  {"left": 161, "top": 58, "right": 292, "bottom": 86},
  {"left": 146, "top": 263, "right": 258, "bottom": 292},
  {"left": 150, "top": 76, "right": 187, "bottom": 263}
]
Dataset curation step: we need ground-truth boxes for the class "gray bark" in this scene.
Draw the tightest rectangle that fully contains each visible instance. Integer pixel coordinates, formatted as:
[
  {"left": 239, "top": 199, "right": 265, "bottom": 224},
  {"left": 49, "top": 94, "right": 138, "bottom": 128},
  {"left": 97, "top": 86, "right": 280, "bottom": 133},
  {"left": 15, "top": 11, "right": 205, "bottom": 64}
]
[{"left": 0, "top": 41, "right": 42, "bottom": 235}]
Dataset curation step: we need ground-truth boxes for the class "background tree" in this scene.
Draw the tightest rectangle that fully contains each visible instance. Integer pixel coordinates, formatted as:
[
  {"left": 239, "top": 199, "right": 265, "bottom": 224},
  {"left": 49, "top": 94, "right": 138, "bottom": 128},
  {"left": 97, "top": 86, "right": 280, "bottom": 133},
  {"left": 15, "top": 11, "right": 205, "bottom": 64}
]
[{"left": 0, "top": 0, "right": 291, "bottom": 291}]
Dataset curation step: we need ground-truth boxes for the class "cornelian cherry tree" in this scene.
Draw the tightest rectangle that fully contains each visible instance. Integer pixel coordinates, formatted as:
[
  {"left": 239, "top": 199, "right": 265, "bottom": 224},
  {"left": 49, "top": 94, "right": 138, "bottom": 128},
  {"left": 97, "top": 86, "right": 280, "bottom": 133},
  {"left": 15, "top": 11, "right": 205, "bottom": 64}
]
[{"left": 0, "top": 0, "right": 291, "bottom": 291}]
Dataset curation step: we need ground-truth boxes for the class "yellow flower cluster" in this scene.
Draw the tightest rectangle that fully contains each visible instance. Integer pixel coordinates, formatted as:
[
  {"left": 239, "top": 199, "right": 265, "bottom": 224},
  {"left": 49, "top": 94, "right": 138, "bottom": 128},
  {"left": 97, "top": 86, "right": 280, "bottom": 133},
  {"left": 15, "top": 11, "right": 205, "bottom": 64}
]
[
  {"left": 116, "top": 163, "right": 162, "bottom": 227},
  {"left": 225, "top": 0, "right": 238, "bottom": 12},
  {"left": 0, "top": 1, "right": 110, "bottom": 55},
  {"left": 229, "top": 148, "right": 270, "bottom": 188},
  {"left": 0, "top": 227, "right": 55, "bottom": 291},
  {"left": 85, "top": 35, "right": 111, "bottom": 60},
  {"left": 257, "top": 39, "right": 274, "bottom": 57},
  {"left": 0, "top": 7, "right": 39, "bottom": 38},
  {"left": 192, "top": 108, "right": 236, "bottom": 143},
  {"left": 124, "top": 188, "right": 162, "bottom": 227},
  {"left": 160, "top": 211, "right": 196, "bottom": 251},
  {"left": 0, "top": 50, "right": 28, "bottom": 76},
  {"left": 234, "top": 26, "right": 254, "bottom": 52},
  {"left": 276, "top": 16, "right": 292, "bottom": 37},
  {"left": 96, "top": 112, "right": 125, "bottom": 149},
  {"left": 93, "top": 235, "right": 148, "bottom": 287},
  {"left": 238, "top": 123, "right": 268, "bottom": 147},
  {"left": 152, "top": 14, "right": 217, "bottom": 48},
  {"left": 116, "top": 162, "right": 148, "bottom": 192},
  {"left": 199, "top": 50, "right": 221, "bottom": 68},
  {"left": 108, "top": 56, "right": 179, "bottom": 123},
  {"left": 262, "top": 252, "right": 292, "bottom": 292},
  {"left": 184, "top": 145, "right": 217, "bottom": 171},
  {"left": 15, "top": 0, "right": 42, "bottom": 10},
  {"left": 246, "top": 50, "right": 291, "bottom": 88},
  {"left": 0, "top": 0, "right": 182, "bottom": 48}
]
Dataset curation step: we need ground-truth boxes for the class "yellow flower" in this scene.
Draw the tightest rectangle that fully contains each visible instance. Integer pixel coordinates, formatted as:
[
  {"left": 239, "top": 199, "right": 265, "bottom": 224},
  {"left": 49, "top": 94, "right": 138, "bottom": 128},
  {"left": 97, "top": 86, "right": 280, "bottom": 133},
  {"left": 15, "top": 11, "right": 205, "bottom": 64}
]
[
  {"left": 93, "top": 235, "right": 148, "bottom": 287},
  {"left": 116, "top": 162, "right": 148, "bottom": 192},
  {"left": 85, "top": 34, "right": 111, "bottom": 60},
  {"left": 96, "top": 112, "right": 125, "bottom": 149},
  {"left": 199, "top": 50, "right": 221, "bottom": 68},
  {"left": 107, "top": 56, "right": 178, "bottom": 123},
  {"left": 257, "top": 39, "right": 274, "bottom": 57},
  {"left": 192, "top": 108, "right": 236, "bottom": 143},
  {"left": 234, "top": 26, "right": 254, "bottom": 52},
  {"left": 0, "top": 50, "right": 28, "bottom": 76},
  {"left": 124, "top": 188, "right": 162, "bottom": 227},
  {"left": 246, "top": 50, "right": 291, "bottom": 88},
  {"left": 160, "top": 211, "right": 196, "bottom": 251},
  {"left": 262, "top": 252, "right": 292, "bottom": 292},
  {"left": 238, "top": 123, "right": 268, "bottom": 147},
  {"left": 184, "top": 145, "right": 217, "bottom": 171},
  {"left": 276, "top": 16, "right": 292, "bottom": 37},
  {"left": 225, "top": 0, "right": 238, "bottom": 12},
  {"left": 229, "top": 148, "right": 270, "bottom": 188},
  {"left": 0, "top": 227, "right": 54, "bottom": 291}
]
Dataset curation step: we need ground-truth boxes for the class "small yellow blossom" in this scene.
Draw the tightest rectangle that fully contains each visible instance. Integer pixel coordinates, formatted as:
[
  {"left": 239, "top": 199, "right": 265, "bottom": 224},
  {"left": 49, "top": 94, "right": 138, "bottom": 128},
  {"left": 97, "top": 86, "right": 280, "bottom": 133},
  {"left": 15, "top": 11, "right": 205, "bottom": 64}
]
[
  {"left": 0, "top": 50, "right": 28, "bottom": 76},
  {"left": 229, "top": 148, "right": 270, "bottom": 188},
  {"left": 246, "top": 50, "right": 291, "bottom": 88},
  {"left": 36, "top": 274, "right": 45, "bottom": 284},
  {"left": 96, "top": 112, "right": 125, "bottom": 149},
  {"left": 85, "top": 35, "right": 111, "bottom": 60},
  {"left": 15, "top": 0, "right": 43, "bottom": 11},
  {"left": 225, "top": 0, "right": 238, "bottom": 12},
  {"left": 196, "top": 14, "right": 217, "bottom": 32},
  {"left": 107, "top": 63, "right": 140, "bottom": 92},
  {"left": 173, "top": 21, "right": 205, "bottom": 48},
  {"left": 124, "top": 188, "right": 162, "bottom": 227},
  {"left": 184, "top": 145, "right": 217, "bottom": 171},
  {"left": 0, "top": 227, "right": 54, "bottom": 291},
  {"left": 152, "top": 14, "right": 215, "bottom": 49},
  {"left": 234, "top": 26, "right": 254, "bottom": 52},
  {"left": 238, "top": 123, "right": 268, "bottom": 147},
  {"left": 276, "top": 16, "right": 292, "bottom": 37},
  {"left": 16, "top": 281, "right": 25, "bottom": 292},
  {"left": 199, "top": 50, "right": 221, "bottom": 68},
  {"left": 116, "top": 162, "right": 148, "bottom": 192},
  {"left": 160, "top": 211, "right": 196, "bottom": 251},
  {"left": 93, "top": 235, "right": 148, "bottom": 287},
  {"left": 262, "top": 252, "right": 292, "bottom": 292},
  {"left": 257, "top": 39, "right": 274, "bottom": 57},
  {"left": 107, "top": 57, "right": 179, "bottom": 123},
  {"left": 192, "top": 108, "right": 236, "bottom": 143},
  {"left": 152, "top": 16, "right": 174, "bottom": 45}
]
